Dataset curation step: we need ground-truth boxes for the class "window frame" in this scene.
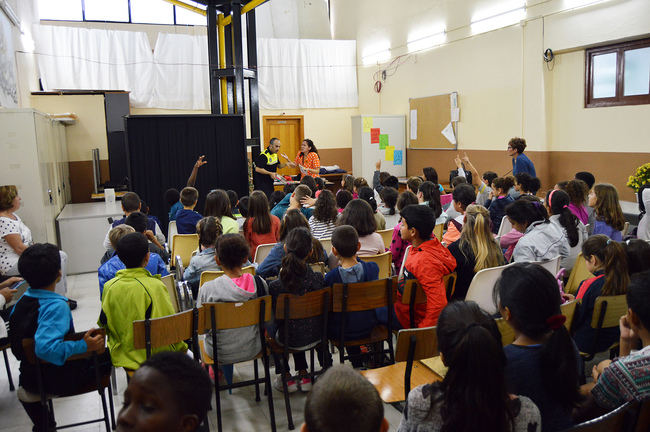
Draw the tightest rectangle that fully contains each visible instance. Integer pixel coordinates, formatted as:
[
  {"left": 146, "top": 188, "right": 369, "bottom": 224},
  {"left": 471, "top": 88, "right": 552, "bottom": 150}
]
[
  {"left": 585, "top": 37, "right": 650, "bottom": 108},
  {"left": 38, "top": 0, "right": 206, "bottom": 27}
]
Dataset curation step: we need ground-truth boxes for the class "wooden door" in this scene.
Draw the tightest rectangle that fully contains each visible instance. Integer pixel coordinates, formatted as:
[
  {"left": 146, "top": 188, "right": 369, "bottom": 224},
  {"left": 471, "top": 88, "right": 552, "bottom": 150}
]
[{"left": 262, "top": 116, "right": 303, "bottom": 177}]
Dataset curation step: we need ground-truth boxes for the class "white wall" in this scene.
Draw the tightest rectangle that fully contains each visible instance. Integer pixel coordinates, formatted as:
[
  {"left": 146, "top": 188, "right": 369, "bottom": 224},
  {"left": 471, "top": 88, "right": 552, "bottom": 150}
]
[{"left": 334, "top": 0, "right": 650, "bottom": 153}]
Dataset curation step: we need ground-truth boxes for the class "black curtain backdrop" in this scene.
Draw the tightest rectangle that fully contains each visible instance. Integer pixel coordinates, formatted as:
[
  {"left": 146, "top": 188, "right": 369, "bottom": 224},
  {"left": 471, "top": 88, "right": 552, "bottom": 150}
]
[{"left": 124, "top": 115, "right": 248, "bottom": 232}]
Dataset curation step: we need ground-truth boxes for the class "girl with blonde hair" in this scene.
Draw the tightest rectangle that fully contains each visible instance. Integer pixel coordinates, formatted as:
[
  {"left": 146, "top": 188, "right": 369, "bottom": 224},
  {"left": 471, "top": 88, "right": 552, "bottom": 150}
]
[{"left": 447, "top": 204, "right": 505, "bottom": 300}]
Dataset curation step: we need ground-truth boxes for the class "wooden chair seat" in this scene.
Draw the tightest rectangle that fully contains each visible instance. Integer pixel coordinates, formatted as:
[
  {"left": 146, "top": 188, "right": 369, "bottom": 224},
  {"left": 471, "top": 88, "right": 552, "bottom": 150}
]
[
  {"left": 360, "top": 361, "right": 441, "bottom": 404},
  {"left": 333, "top": 325, "right": 388, "bottom": 347}
]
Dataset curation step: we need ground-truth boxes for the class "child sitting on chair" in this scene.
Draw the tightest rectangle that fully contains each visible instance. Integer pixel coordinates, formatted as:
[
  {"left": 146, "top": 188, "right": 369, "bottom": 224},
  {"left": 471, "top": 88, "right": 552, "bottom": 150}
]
[
  {"left": 183, "top": 216, "right": 223, "bottom": 297},
  {"left": 197, "top": 234, "right": 267, "bottom": 365},
  {"left": 10, "top": 244, "right": 111, "bottom": 431},
  {"left": 324, "top": 225, "right": 380, "bottom": 367},
  {"left": 100, "top": 233, "right": 186, "bottom": 371},
  {"left": 176, "top": 187, "right": 203, "bottom": 234},
  {"left": 98, "top": 224, "right": 168, "bottom": 297}
]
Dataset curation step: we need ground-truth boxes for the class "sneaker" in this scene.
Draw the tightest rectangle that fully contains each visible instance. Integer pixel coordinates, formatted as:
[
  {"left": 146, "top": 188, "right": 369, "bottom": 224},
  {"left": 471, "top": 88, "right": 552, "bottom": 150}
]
[
  {"left": 298, "top": 376, "right": 312, "bottom": 392},
  {"left": 273, "top": 375, "right": 298, "bottom": 393}
]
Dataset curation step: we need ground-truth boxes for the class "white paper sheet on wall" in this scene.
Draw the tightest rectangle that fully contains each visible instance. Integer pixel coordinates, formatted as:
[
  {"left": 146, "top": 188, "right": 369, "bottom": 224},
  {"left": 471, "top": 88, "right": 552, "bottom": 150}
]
[
  {"left": 410, "top": 109, "right": 417, "bottom": 139},
  {"left": 441, "top": 122, "right": 456, "bottom": 145},
  {"left": 450, "top": 92, "right": 458, "bottom": 108},
  {"left": 451, "top": 108, "right": 459, "bottom": 122}
]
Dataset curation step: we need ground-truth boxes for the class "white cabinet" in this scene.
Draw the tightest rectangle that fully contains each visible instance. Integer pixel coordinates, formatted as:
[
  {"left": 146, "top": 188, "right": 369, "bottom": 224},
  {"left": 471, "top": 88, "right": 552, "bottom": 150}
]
[{"left": 0, "top": 109, "right": 70, "bottom": 245}]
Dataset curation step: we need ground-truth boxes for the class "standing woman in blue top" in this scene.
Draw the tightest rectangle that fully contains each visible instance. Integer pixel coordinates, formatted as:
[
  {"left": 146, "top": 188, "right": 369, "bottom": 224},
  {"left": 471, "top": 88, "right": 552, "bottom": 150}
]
[
  {"left": 507, "top": 137, "right": 536, "bottom": 177},
  {"left": 588, "top": 183, "right": 625, "bottom": 241}
]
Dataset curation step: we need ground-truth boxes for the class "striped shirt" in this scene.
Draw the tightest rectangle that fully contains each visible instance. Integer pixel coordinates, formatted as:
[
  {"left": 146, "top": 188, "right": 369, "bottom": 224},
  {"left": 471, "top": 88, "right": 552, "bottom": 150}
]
[
  {"left": 592, "top": 345, "right": 650, "bottom": 410},
  {"left": 308, "top": 216, "right": 336, "bottom": 240}
]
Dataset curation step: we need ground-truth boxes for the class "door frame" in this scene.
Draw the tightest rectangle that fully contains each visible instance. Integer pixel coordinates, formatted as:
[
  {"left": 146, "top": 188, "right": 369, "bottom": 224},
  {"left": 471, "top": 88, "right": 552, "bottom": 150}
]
[{"left": 262, "top": 115, "right": 305, "bottom": 176}]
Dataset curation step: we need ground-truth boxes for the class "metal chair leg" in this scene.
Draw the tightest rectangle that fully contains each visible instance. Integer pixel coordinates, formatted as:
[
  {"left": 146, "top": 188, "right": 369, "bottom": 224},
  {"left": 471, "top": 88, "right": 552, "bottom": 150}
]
[
  {"left": 108, "top": 382, "right": 116, "bottom": 430},
  {"left": 253, "top": 359, "right": 260, "bottom": 402},
  {"left": 2, "top": 349, "right": 14, "bottom": 391}
]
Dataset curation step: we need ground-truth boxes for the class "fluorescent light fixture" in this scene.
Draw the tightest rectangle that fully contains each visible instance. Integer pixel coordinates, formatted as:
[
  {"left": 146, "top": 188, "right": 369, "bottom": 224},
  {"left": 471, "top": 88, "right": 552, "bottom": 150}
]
[
  {"left": 563, "top": 0, "right": 611, "bottom": 8},
  {"left": 362, "top": 44, "right": 391, "bottom": 66},
  {"left": 407, "top": 29, "right": 446, "bottom": 53},
  {"left": 471, "top": 0, "right": 526, "bottom": 35}
]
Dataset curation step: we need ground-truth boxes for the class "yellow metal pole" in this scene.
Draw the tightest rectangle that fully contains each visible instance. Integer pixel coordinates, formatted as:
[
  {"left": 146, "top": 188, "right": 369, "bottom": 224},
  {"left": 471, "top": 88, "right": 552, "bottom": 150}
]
[
  {"left": 221, "top": 0, "right": 268, "bottom": 25},
  {"left": 218, "top": 14, "right": 228, "bottom": 114},
  {"left": 162, "top": 0, "right": 206, "bottom": 15}
]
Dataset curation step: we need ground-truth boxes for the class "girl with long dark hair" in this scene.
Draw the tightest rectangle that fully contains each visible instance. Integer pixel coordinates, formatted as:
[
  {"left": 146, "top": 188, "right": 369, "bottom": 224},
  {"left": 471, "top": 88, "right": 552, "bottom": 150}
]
[
  {"left": 243, "top": 191, "right": 281, "bottom": 258},
  {"left": 398, "top": 301, "right": 541, "bottom": 432},
  {"left": 495, "top": 263, "right": 582, "bottom": 432},
  {"left": 268, "top": 227, "right": 325, "bottom": 392},
  {"left": 204, "top": 189, "right": 238, "bottom": 234},
  {"left": 545, "top": 189, "right": 587, "bottom": 271}
]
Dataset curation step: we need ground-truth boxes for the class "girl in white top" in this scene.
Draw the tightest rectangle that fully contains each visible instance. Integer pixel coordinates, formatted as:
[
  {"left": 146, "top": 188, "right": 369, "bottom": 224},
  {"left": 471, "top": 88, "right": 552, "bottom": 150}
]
[
  {"left": 0, "top": 185, "right": 68, "bottom": 294},
  {"left": 545, "top": 189, "right": 587, "bottom": 272}
]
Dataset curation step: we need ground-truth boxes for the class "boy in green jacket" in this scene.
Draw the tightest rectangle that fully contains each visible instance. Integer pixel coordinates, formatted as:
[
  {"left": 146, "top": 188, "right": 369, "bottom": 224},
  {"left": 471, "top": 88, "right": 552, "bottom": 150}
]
[{"left": 99, "top": 233, "right": 186, "bottom": 370}]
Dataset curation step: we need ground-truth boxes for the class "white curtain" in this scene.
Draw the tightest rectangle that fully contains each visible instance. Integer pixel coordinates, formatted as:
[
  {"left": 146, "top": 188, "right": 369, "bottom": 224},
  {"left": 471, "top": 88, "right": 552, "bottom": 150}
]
[
  {"left": 35, "top": 26, "right": 154, "bottom": 107},
  {"left": 151, "top": 33, "right": 209, "bottom": 110},
  {"left": 257, "top": 38, "right": 358, "bottom": 109},
  {"left": 35, "top": 26, "right": 358, "bottom": 109}
]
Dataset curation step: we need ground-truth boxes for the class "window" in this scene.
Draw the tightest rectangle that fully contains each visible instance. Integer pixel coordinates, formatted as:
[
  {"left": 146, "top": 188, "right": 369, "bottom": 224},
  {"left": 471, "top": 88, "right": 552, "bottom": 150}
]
[
  {"left": 38, "top": 0, "right": 206, "bottom": 26},
  {"left": 586, "top": 38, "right": 650, "bottom": 107}
]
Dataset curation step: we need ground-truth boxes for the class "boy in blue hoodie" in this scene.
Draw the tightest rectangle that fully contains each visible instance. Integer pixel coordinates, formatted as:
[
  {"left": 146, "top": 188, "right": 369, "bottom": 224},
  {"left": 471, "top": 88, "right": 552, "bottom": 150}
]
[
  {"left": 9, "top": 243, "right": 110, "bottom": 431},
  {"left": 324, "top": 225, "right": 380, "bottom": 367}
]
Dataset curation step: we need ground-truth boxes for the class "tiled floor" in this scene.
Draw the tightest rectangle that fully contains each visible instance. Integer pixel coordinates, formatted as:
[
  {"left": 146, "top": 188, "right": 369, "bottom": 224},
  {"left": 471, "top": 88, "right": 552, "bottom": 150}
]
[{"left": 0, "top": 272, "right": 404, "bottom": 431}]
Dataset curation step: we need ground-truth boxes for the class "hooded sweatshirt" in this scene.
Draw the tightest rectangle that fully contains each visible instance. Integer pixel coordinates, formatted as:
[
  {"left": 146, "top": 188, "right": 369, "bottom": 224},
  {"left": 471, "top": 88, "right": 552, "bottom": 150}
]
[
  {"left": 395, "top": 238, "right": 457, "bottom": 328},
  {"left": 197, "top": 273, "right": 267, "bottom": 364}
]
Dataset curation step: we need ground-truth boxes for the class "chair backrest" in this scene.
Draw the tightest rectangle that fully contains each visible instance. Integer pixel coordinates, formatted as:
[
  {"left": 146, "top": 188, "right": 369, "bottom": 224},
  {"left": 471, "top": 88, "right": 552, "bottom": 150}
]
[
  {"left": 167, "top": 220, "right": 178, "bottom": 252},
  {"left": 359, "top": 251, "right": 392, "bottom": 279},
  {"left": 433, "top": 223, "right": 444, "bottom": 242},
  {"left": 21, "top": 329, "right": 107, "bottom": 364},
  {"left": 320, "top": 238, "right": 332, "bottom": 255},
  {"left": 443, "top": 272, "right": 457, "bottom": 300},
  {"left": 395, "top": 327, "right": 438, "bottom": 362},
  {"left": 309, "top": 262, "right": 327, "bottom": 274},
  {"left": 275, "top": 288, "right": 331, "bottom": 320},
  {"left": 133, "top": 309, "right": 195, "bottom": 351},
  {"left": 495, "top": 318, "right": 516, "bottom": 346},
  {"left": 171, "top": 234, "right": 199, "bottom": 267},
  {"left": 496, "top": 215, "right": 512, "bottom": 239},
  {"left": 591, "top": 295, "right": 628, "bottom": 329},
  {"left": 161, "top": 274, "right": 179, "bottom": 313},
  {"left": 568, "top": 400, "right": 636, "bottom": 432},
  {"left": 565, "top": 253, "right": 594, "bottom": 295},
  {"left": 533, "top": 256, "right": 561, "bottom": 275},
  {"left": 331, "top": 279, "right": 392, "bottom": 313},
  {"left": 376, "top": 229, "right": 393, "bottom": 247},
  {"left": 401, "top": 279, "right": 426, "bottom": 305},
  {"left": 199, "top": 265, "right": 256, "bottom": 288},
  {"left": 199, "top": 296, "right": 273, "bottom": 332},
  {"left": 253, "top": 243, "right": 276, "bottom": 264},
  {"left": 465, "top": 262, "right": 514, "bottom": 314},
  {"left": 561, "top": 300, "right": 578, "bottom": 332},
  {"left": 398, "top": 245, "right": 412, "bottom": 280}
]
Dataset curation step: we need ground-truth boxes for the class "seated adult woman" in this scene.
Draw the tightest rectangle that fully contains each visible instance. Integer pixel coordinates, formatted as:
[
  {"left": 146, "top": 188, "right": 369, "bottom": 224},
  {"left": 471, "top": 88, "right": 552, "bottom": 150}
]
[
  {"left": 0, "top": 185, "right": 68, "bottom": 296},
  {"left": 447, "top": 205, "right": 505, "bottom": 300},
  {"left": 505, "top": 198, "right": 569, "bottom": 263},
  {"left": 398, "top": 301, "right": 541, "bottom": 432}
]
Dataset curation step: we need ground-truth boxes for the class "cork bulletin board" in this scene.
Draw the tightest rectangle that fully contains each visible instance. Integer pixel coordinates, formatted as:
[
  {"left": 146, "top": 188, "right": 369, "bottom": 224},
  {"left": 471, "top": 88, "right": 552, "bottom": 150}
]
[{"left": 409, "top": 92, "right": 458, "bottom": 149}]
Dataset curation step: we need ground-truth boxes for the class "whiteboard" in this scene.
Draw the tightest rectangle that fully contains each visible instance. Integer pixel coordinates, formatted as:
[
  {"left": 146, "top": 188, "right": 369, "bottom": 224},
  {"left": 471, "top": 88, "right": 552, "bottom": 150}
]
[{"left": 351, "top": 115, "right": 406, "bottom": 184}]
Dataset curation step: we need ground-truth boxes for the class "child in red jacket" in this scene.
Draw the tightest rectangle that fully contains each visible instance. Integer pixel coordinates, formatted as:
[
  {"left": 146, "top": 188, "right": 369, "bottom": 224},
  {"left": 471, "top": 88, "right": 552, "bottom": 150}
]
[{"left": 389, "top": 205, "right": 457, "bottom": 328}]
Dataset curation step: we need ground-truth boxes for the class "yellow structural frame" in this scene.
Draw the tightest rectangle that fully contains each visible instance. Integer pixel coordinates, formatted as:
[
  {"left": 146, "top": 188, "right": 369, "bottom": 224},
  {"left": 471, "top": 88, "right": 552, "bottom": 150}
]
[{"left": 163, "top": 0, "right": 267, "bottom": 113}]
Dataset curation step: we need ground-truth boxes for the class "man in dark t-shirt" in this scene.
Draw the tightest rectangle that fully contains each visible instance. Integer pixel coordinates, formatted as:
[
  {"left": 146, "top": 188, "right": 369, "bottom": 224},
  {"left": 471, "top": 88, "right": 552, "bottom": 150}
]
[{"left": 254, "top": 138, "right": 292, "bottom": 197}]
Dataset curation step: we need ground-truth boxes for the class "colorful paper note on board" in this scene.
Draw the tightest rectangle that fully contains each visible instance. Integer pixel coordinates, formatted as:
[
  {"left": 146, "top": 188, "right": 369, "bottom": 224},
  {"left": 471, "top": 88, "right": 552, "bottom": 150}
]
[
  {"left": 385, "top": 145, "right": 395, "bottom": 161},
  {"left": 379, "top": 134, "right": 388, "bottom": 149},
  {"left": 363, "top": 117, "right": 373, "bottom": 132},
  {"left": 394, "top": 150, "right": 403, "bottom": 166},
  {"left": 370, "top": 128, "right": 380, "bottom": 143}
]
